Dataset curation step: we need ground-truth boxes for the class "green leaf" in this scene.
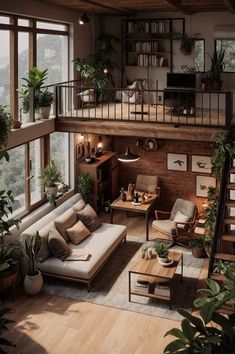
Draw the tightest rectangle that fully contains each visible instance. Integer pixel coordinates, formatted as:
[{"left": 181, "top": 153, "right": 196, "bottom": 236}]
[
  {"left": 212, "top": 312, "right": 234, "bottom": 336},
  {"left": 181, "top": 319, "right": 197, "bottom": 341},
  {"left": 206, "top": 278, "right": 221, "bottom": 295},
  {"left": 177, "top": 310, "right": 207, "bottom": 335},
  {"left": 165, "top": 327, "right": 189, "bottom": 343},
  {"left": 199, "top": 301, "right": 215, "bottom": 324},
  {"left": 164, "top": 339, "right": 187, "bottom": 353}
]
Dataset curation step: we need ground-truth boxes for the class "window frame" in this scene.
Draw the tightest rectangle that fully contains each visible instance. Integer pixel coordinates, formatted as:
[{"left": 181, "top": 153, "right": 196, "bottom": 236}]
[
  {"left": 194, "top": 38, "right": 205, "bottom": 73},
  {"left": 215, "top": 39, "right": 235, "bottom": 73}
]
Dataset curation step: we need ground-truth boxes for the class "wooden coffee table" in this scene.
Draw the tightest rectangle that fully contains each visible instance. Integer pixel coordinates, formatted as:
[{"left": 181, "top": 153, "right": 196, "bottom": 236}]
[
  {"left": 128, "top": 251, "right": 183, "bottom": 310},
  {"left": 110, "top": 194, "right": 158, "bottom": 241}
]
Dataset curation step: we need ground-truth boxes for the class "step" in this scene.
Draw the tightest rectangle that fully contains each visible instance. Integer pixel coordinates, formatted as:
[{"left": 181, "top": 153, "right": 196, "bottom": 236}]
[
  {"left": 214, "top": 253, "right": 235, "bottom": 262},
  {"left": 225, "top": 201, "right": 235, "bottom": 208},
  {"left": 210, "top": 273, "right": 225, "bottom": 282},
  {"left": 224, "top": 217, "right": 235, "bottom": 225},
  {"left": 221, "top": 234, "right": 235, "bottom": 242},
  {"left": 227, "top": 183, "right": 235, "bottom": 190}
]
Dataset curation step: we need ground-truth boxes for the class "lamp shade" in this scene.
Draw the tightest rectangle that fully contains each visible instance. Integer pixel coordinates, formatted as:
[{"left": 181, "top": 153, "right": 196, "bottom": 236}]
[
  {"left": 78, "top": 12, "right": 89, "bottom": 25},
  {"left": 117, "top": 147, "right": 140, "bottom": 163}
]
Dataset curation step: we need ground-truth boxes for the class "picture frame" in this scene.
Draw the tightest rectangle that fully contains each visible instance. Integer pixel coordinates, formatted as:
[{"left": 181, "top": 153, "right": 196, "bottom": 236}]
[
  {"left": 192, "top": 155, "right": 212, "bottom": 174},
  {"left": 76, "top": 143, "right": 84, "bottom": 160},
  {"left": 167, "top": 153, "right": 187, "bottom": 172},
  {"left": 196, "top": 176, "right": 216, "bottom": 197},
  {"left": 145, "top": 138, "right": 158, "bottom": 151}
]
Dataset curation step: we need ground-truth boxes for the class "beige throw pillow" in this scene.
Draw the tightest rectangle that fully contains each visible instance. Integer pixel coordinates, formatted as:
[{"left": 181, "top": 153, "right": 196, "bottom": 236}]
[
  {"left": 76, "top": 204, "right": 101, "bottom": 232},
  {"left": 72, "top": 199, "right": 86, "bottom": 213},
  {"left": 66, "top": 220, "right": 91, "bottom": 245},
  {"left": 54, "top": 209, "right": 77, "bottom": 242},
  {"left": 48, "top": 228, "right": 71, "bottom": 261},
  {"left": 173, "top": 211, "right": 190, "bottom": 228}
]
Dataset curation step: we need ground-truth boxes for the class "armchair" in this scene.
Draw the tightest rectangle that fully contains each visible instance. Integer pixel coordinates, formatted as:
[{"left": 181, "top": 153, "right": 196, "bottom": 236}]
[{"left": 152, "top": 198, "right": 197, "bottom": 248}]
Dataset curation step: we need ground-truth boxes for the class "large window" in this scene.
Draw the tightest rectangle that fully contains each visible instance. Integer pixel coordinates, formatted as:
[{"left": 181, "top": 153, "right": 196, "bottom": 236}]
[
  {"left": 0, "top": 14, "right": 69, "bottom": 116},
  {"left": 216, "top": 39, "right": 235, "bottom": 72},
  {"left": 194, "top": 39, "right": 205, "bottom": 72},
  {"left": 50, "top": 132, "right": 70, "bottom": 185}
]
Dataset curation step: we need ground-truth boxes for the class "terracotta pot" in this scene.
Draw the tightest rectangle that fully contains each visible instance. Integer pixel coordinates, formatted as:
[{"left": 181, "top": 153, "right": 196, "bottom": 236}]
[
  {"left": 191, "top": 246, "right": 207, "bottom": 258},
  {"left": 0, "top": 267, "right": 17, "bottom": 292},
  {"left": 45, "top": 185, "right": 58, "bottom": 197},
  {"left": 41, "top": 106, "right": 51, "bottom": 119},
  {"left": 24, "top": 271, "right": 43, "bottom": 296},
  {"left": 12, "top": 121, "right": 22, "bottom": 129}
]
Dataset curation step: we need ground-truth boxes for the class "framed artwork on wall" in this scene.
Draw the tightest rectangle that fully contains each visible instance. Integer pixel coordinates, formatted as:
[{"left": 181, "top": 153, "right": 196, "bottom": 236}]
[
  {"left": 192, "top": 155, "right": 212, "bottom": 173},
  {"left": 167, "top": 153, "right": 187, "bottom": 172},
  {"left": 196, "top": 175, "right": 216, "bottom": 197},
  {"left": 76, "top": 143, "right": 84, "bottom": 160}
]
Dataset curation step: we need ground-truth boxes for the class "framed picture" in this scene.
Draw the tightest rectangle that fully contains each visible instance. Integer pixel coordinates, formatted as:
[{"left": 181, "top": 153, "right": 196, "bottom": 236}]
[
  {"left": 145, "top": 138, "right": 158, "bottom": 151},
  {"left": 167, "top": 153, "right": 187, "bottom": 172},
  {"left": 192, "top": 155, "right": 212, "bottom": 174},
  {"left": 76, "top": 143, "right": 84, "bottom": 160},
  {"left": 196, "top": 176, "right": 216, "bottom": 197}
]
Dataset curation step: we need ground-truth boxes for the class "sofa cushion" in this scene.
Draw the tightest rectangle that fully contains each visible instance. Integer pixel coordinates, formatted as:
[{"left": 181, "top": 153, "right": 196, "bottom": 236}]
[
  {"left": 152, "top": 219, "right": 176, "bottom": 236},
  {"left": 38, "top": 225, "right": 53, "bottom": 262},
  {"left": 48, "top": 228, "right": 71, "bottom": 260},
  {"left": 38, "top": 223, "right": 126, "bottom": 280},
  {"left": 54, "top": 209, "right": 77, "bottom": 242},
  {"left": 76, "top": 204, "right": 101, "bottom": 232},
  {"left": 72, "top": 199, "right": 86, "bottom": 213},
  {"left": 66, "top": 220, "right": 91, "bottom": 245}
]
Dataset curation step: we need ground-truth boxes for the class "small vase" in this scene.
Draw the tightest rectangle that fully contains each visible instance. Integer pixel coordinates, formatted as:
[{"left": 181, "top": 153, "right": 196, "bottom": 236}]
[{"left": 24, "top": 271, "right": 43, "bottom": 296}]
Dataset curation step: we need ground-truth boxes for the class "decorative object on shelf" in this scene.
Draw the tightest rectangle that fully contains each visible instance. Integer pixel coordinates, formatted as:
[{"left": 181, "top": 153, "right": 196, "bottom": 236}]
[
  {"left": 78, "top": 12, "right": 89, "bottom": 25},
  {"left": 78, "top": 173, "right": 93, "bottom": 204},
  {"left": 96, "top": 135, "right": 103, "bottom": 157},
  {"left": 39, "top": 161, "right": 62, "bottom": 198},
  {"left": 191, "top": 155, "right": 212, "bottom": 174},
  {"left": 120, "top": 187, "right": 127, "bottom": 201},
  {"left": 76, "top": 142, "right": 84, "bottom": 160},
  {"left": 167, "top": 153, "right": 187, "bottom": 172},
  {"left": 117, "top": 147, "right": 140, "bottom": 162},
  {"left": 155, "top": 241, "right": 169, "bottom": 264},
  {"left": 24, "top": 231, "right": 43, "bottom": 295},
  {"left": 195, "top": 176, "right": 216, "bottom": 198},
  {"left": 141, "top": 243, "right": 155, "bottom": 260}
]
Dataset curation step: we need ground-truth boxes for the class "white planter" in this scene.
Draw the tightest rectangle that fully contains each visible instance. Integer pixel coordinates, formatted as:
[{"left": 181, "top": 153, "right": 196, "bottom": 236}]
[
  {"left": 22, "top": 112, "right": 30, "bottom": 123},
  {"left": 24, "top": 271, "right": 43, "bottom": 296},
  {"left": 41, "top": 106, "right": 51, "bottom": 119},
  {"left": 45, "top": 185, "right": 58, "bottom": 198},
  {"left": 157, "top": 255, "right": 169, "bottom": 264}
]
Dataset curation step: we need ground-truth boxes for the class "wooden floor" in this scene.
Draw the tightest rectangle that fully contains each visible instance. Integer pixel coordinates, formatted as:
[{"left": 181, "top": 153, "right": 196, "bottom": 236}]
[{"left": 2, "top": 211, "right": 208, "bottom": 354}]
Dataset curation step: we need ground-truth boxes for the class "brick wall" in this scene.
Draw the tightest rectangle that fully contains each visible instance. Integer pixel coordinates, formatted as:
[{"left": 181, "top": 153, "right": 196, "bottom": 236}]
[{"left": 113, "top": 136, "right": 215, "bottom": 212}]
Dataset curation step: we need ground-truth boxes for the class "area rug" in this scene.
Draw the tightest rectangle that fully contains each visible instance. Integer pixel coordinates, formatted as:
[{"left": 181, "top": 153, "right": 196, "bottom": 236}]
[{"left": 43, "top": 238, "right": 204, "bottom": 321}]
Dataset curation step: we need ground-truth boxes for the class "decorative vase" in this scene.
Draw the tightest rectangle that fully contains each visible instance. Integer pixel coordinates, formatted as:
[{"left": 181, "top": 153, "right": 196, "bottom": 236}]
[
  {"left": 45, "top": 185, "right": 58, "bottom": 198},
  {"left": 24, "top": 271, "right": 43, "bottom": 296}
]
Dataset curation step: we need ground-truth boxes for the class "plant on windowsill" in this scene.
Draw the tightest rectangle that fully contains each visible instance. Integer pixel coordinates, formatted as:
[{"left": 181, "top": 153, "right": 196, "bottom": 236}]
[
  {"left": 38, "top": 89, "right": 54, "bottom": 119},
  {"left": 39, "top": 161, "right": 62, "bottom": 199},
  {"left": 164, "top": 263, "right": 235, "bottom": 354},
  {"left": 155, "top": 241, "right": 169, "bottom": 263},
  {"left": 78, "top": 173, "right": 93, "bottom": 204},
  {"left": 23, "top": 231, "right": 43, "bottom": 295}
]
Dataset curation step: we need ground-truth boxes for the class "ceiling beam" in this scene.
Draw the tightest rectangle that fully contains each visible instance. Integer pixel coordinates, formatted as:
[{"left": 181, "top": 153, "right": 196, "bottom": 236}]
[
  {"left": 223, "top": 0, "right": 235, "bottom": 13},
  {"left": 77, "top": 0, "right": 131, "bottom": 14},
  {"left": 165, "top": 0, "right": 194, "bottom": 15}
]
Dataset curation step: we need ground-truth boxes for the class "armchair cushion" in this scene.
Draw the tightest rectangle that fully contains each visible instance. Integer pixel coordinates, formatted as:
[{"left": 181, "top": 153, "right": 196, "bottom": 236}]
[
  {"left": 152, "top": 219, "right": 176, "bottom": 236},
  {"left": 173, "top": 211, "right": 190, "bottom": 228}
]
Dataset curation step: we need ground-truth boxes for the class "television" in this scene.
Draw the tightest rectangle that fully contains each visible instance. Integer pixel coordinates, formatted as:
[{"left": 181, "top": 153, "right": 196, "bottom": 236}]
[{"left": 167, "top": 73, "right": 196, "bottom": 89}]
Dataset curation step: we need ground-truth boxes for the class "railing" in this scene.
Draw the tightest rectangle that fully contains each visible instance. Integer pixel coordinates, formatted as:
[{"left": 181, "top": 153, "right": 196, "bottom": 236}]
[{"left": 27, "top": 80, "right": 234, "bottom": 128}]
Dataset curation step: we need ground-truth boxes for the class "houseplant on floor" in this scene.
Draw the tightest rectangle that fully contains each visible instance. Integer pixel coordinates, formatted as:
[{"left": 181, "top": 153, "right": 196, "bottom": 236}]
[
  {"left": 39, "top": 161, "right": 62, "bottom": 198},
  {"left": 78, "top": 173, "right": 93, "bottom": 204},
  {"left": 189, "top": 238, "right": 207, "bottom": 258},
  {"left": 155, "top": 241, "right": 169, "bottom": 263},
  {"left": 24, "top": 231, "right": 43, "bottom": 295}
]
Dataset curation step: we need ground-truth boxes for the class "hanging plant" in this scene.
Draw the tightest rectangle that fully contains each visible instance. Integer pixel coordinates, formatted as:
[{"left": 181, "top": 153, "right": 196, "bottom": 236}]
[{"left": 180, "top": 35, "right": 195, "bottom": 55}]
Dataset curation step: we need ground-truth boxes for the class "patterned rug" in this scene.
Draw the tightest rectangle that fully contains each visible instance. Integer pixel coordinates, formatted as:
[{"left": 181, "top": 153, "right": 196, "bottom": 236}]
[{"left": 43, "top": 238, "right": 204, "bottom": 321}]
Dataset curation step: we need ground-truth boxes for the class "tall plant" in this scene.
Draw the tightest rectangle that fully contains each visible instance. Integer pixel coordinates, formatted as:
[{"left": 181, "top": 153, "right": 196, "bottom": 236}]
[
  {"left": 209, "top": 48, "right": 225, "bottom": 84},
  {"left": 25, "top": 231, "right": 43, "bottom": 276},
  {"left": 78, "top": 173, "right": 93, "bottom": 204}
]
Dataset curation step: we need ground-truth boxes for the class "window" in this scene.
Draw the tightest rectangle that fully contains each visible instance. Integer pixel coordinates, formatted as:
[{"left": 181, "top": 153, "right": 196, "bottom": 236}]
[
  {"left": 50, "top": 132, "right": 70, "bottom": 185},
  {"left": 29, "top": 139, "right": 42, "bottom": 205},
  {"left": 194, "top": 39, "right": 205, "bottom": 72},
  {"left": 216, "top": 39, "right": 235, "bottom": 72},
  {"left": 0, "top": 30, "right": 10, "bottom": 108}
]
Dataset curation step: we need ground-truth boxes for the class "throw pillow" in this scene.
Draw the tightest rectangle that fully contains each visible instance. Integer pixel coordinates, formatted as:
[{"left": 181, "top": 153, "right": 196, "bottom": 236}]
[
  {"left": 66, "top": 220, "right": 91, "bottom": 245},
  {"left": 76, "top": 204, "right": 101, "bottom": 232},
  {"left": 54, "top": 209, "right": 77, "bottom": 242},
  {"left": 37, "top": 225, "right": 53, "bottom": 262},
  {"left": 48, "top": 228, "right": 70, "bottom": 261},
  {"left": 72, "top": 199, "right": 86, "bottom": 213},
  {"left": 173, "top": 211, "right": 190, "bottom": 228}
]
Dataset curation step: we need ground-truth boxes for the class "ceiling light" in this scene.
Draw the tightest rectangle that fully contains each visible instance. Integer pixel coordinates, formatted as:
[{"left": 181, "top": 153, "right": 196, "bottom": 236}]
[
  {"left": 78, "top": 12, "right": 89, "bottom": 25},
  {"left": 117, "top": 147, "right": 140, "bottom": 163}
]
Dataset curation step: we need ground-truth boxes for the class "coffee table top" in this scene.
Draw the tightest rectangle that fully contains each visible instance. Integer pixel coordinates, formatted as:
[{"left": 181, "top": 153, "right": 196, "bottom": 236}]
[
  {"left": 111, "top": 193, "right": 158, "bottom": 212},
  {"left": 130, "top": 251, "right": 183, "bottom": 280}
]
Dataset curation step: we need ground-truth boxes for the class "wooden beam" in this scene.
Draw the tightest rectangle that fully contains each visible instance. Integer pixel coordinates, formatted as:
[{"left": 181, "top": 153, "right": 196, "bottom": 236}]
[
  {"left": 165, "top": 0, "right": 193, "bottom": 15},
  {"left": 78, "top": 0, "right": 131, "bottom": 14},
  {"left": 223, "top": 0, "right": 235, "bottom": 13}
]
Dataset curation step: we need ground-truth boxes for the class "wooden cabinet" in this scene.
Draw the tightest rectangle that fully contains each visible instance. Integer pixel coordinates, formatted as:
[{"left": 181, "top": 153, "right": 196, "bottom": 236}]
[{"left": 77, "top": 151, "right": 118, "bottom": 212}]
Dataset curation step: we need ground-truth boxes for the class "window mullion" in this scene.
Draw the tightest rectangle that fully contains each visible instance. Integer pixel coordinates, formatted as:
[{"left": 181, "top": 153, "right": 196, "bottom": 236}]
[{"left": 25, "top": 143, "right": 31, "bottom": 211}]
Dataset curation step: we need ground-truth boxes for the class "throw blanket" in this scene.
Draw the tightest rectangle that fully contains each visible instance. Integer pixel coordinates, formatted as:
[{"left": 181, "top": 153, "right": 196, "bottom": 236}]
[{"left": 65, "top": 249, "right": 91, "bottom": 261}]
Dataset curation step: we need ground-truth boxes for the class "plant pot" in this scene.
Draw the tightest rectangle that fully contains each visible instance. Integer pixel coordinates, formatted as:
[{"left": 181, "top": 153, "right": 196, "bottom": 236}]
[
  {"left": 157, "top": 255, "right": 169, "bottom": 263},
  {"left": 24, "top": 270, "right": 43, "bottom": 296},
  {"left": 0, "top": 266, "right": 17, "bottom": 292},
  {"left": 191, "top": 246, "right": 207, "bottom": 258},
  {"left": 45, "top": 185, "right": 58, "bottom": 198},
  {"left": 41, "top": 106, "right": 51, "bottom": 119},
  {"left": 12, "top": 121, "right": 22, "bottom": 129},
  {"left": 22, "top": 112, "right": 30, "bottom": 123}
]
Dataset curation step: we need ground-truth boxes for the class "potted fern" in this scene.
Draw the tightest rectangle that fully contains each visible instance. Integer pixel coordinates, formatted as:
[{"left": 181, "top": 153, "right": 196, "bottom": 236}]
[
  {"left": 38, "top": 89, "right": 54, "bottom": 119},
  {"left": 39, "top": 161, "right": 62, "bottom": 198},
  {"left": 24, "top": 231, "right": 43, "bottom": 295}
]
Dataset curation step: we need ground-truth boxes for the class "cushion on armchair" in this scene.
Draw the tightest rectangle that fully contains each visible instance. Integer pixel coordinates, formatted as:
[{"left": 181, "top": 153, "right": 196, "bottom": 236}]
[{"left": 152, "top": 219, "right": 177, "bottom": 236}]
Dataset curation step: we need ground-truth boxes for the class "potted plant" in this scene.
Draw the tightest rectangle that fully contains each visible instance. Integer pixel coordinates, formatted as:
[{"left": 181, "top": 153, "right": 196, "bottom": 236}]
[
  {"left": 155, "top": 241, "right": 169, "bottom": 263},
  {"left": 39, "top": 161, "right": 62, "bottom": 198},
  {"left": 104, "top": 200, "right": 111, "bottom": 213},
  {"left": 78, "top": 173, "right": 93, "bottom": 204},
  {"left": 24, "top": 231, "right": 43, "bottom": 295},
  {"left": 38, "top": 89, "right": 54, "bottom": 119},
  {"left": 180, "top": 35, "right": 195, "bottom": 55},
  {"left": 209, "top": 48, "right": 225, "bottom": 91},
  {"left": 189, "top": 238, "right": 207, "bottom": 258},
  {"left": 0, "top": 105, "right": 12, "bottom": 160}
]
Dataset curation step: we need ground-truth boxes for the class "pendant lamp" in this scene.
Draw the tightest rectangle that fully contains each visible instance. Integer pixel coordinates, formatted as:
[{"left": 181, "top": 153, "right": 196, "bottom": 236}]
[{"left": 117, "top": 147, "right": 140, "bottom": 162}]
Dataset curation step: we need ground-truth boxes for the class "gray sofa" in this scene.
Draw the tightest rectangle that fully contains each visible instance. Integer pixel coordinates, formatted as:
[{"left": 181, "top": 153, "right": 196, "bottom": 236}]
[{"left": 20, "top": 194, "right": 127, "bottom": 290}]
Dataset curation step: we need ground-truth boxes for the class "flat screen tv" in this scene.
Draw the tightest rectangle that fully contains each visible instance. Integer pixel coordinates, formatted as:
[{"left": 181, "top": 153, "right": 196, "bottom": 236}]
[{"left": 167, "top": 73, "right": 196, "bottom": 89}]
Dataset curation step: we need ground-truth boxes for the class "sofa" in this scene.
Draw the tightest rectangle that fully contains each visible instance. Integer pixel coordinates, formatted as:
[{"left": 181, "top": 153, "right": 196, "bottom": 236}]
[{"left": 20, "top": 194, "right": 127, "bottom": 290}]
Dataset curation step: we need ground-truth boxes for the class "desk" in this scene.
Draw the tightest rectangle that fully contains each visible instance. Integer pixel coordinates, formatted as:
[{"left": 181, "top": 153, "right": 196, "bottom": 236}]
[{"left": 110, "top": 194, "right": 158, "bottom": 241}]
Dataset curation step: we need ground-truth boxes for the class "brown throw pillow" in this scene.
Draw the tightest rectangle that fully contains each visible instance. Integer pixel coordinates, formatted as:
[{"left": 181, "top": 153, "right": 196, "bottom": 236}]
[
  {"left": 48, "top": 228, "right": 70, "bottom": 261},
  {"left": 38, "top": 225, "right": 53, "bottom": 262},
  {"left": 76, "top": 204, "right": 101, "bottom": 232},
  {"left": 72, "top": 199, "right": 86, "bottom": 213},
  {"left": 66, "top": 220, "right": 91, "bottom": 245},
  {"left": 54, "top": 209, "right": 77, "bottom": 242}
]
